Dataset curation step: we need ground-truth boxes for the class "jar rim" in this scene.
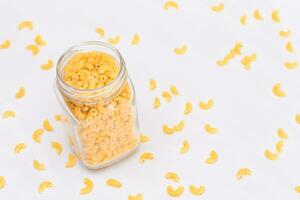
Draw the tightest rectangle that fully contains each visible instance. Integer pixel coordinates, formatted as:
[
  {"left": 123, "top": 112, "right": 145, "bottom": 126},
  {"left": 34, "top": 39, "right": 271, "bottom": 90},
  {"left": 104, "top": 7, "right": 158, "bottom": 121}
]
[{"left": 56, "top": 41, "right": 126, "bottom": 94}]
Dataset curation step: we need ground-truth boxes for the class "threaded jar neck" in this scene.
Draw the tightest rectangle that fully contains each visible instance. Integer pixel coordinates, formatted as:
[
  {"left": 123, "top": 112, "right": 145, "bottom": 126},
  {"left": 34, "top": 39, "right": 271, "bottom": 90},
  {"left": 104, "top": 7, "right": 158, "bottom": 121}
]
[{"left": 56, "top": 41, "right": 126, "bottom": 103}]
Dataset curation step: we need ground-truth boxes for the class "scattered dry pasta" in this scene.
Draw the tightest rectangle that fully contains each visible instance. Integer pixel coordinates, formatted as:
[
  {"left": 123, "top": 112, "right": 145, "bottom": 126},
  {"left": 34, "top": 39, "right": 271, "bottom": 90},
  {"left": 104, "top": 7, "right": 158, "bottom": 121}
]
[
  {"left": 0, "top": 40, "right": 10, "bottom": 49},
  {"left": 205, "top": 150, "right": 218, "bottom": 164},
  {"left": 277, "top": 128, "right": 288, "bottom": 139},
  {"left": 38, "top": 181, "right": 53, "bottom": 193},
  {"left": 43, "top": 119, "right": 53, "bottom": 131},
  {"left": 164, "top": 172, "right": 180, "bottom": 183},
  {"left": 41, "top": 60, "right": 54, "bottom": 70},
  {"left": 184, "top": 102, "right": 193, "bottom": 115},
  {"left": 139, "top": 152, "right": 154, "bottom": 163},
  {"left": 18, "top": 20, "right": 33, "bottom": 30},
  {"left": 180, "top": 140, "right": 190, "bottom": 154},
  {"left": 32, "top": 129, "right": 44, "bottom": 143},
  {"left": 14, "top": 143, "right": 26, "bottom": 154},
  {"left": 204, "top": 123, "right": 218, "bottom": 134},
  {"left": 80, "top": 178, "right": 93, "bottom": 195},
  {"left": 106, "top": 178, "right": 122, "bottom": 188},
  {"left": 264, "top": 149, "right": 279, "bottom": 160},
  {"left": 33, "top": 160, "right": 46, "bottom": 171},
  {"left": 189, "top": 185, "right": 205, "bottom": 196},
  {"left": 26, "top": 44, "right": 39, "bottom": 55},
  {"left": 271, "top": 10, "right": 281, "bottom": 23},
  {"left": 108, "top": 36, "right": 121, "bottom": 45},
  {"left": 15, "top": 87, "right": 26, "bottom": 99},
  {"left": 164, "top": 1, "right": 179, "bottom": 10},
  {"left": 210, "top": 3, "right": 224, "bottom": 12},
  {"left": 174, "top": 45, "right": 188, "bottom": 55},
  {"left": 34, "top": 35, "right": 47, "bottom": 46},
  {"left": 131, "top": 34, "right": 140, "bottom": 45},
  {"left": 284, "top": 60, "right": 298, "bottom": 69},
  {"left": 272, "top": 83, "right": 286, "bottom": 97},
  {"left": 153, "top": 97, "right": 161, "bottom": 109},
  {"left": 51, "top": 141, "right": 63, "bottom": 155},
  {"left": 65, "top": 153, "right": 77, "bottom": 168},
  {"left": 253, "top": 9, "right": 263, "bottom": 20},
  {"left": 199, "top": 99, "right": 214, "bottom": 110},
  {"left": 2, "top": 110, "right": 15, "bottom": 119},
  {"left": 96, "top": 27, "right": 105, "bottom": 38},
  {"left": 0, "top": 176, "right": 5, "bottom": 189},
  {"left": 166, "top": 185, "right": 184, "bottom": 197},
  {"left": 236, "top": 168, "right": 252, "bottom": 180}
]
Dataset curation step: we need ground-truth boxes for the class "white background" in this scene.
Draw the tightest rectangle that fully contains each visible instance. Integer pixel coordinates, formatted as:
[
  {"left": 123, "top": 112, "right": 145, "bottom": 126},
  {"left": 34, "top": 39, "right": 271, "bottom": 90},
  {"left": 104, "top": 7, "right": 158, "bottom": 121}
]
[{"left": 0, "top": 0, "right": 300, "bottom": 199}]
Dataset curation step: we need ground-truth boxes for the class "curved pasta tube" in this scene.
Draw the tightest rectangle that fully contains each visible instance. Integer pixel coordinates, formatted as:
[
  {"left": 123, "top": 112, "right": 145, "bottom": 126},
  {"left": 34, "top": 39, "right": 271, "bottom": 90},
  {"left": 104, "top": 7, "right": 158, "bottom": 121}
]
[
  {"left": 295, "top": 186, "right": 300, "bottom": 193},
  {"left": 140, "top": 134, "right": 150, "bottom": 143},
  {"left": 149, "top": 79, "right": 157, "bottom": 90},
  {"left": 162, "top": 91, "right": 172, "bottom": 102},
  {"left": 128, "top": 193, "right": 143, "bottom": 200},
  {"left": 0, "top": 176, "right": 5, "bottom": 189},
  {"left": 51, "top": 141, "right": 63, "bottom": 155},
  {"left": 41, "top": 60, "right": 53, "bottom": 70},
  {"left": 184, "top": 102, "right": 192, "bottom": 115},
  {"left": 164, "top": 172, "right": 180, "bottom": 183},
  {"left": 166, "top": 185, "right": 184, "bottom": 197},
  {"left": 210, "top": 3, "right": 224, "bottom": 12},
  {"left": 276, "top": 140, "right": 284, "bottom": 153},
  {"left": 15, "top": 87, "right": 26, "bottom": 99},
  {"left": 272, "top": 83, "right": 286, "bottom": 97},
  {"left": 65, "top": 153, "right": 77, "bottom": 168},
  {"left": 173, "top": 120, "right": 185, "bottom": 132},
  {"left": 38, "top": 181, "right": 53, "bottom": 193},
  {"left": 3, "top": 110, "right": 15, "bottom": 119},
  {"left": 174, "top": 45, "right": 187, "bottom": 55},
  {"left": 264, "top": 149, "right": 279, "bottom": 160},
  {"left": 108, "top": 36, "right": 120, "bottom": 45},
  {"left": 164, "top": 1, "right": 179, "bottom": 10},
  {"left": 26, "top": 44, "right": 39, "bottom": 55},
  {"left": 18, "top": 21, "right": 33, "bottom": 30},
  {"left": 236, "top": 168, "right": 252, "bottom": 180},
  {"left": 240, "top": 15, "right": 247, "bottom": 25},
  {"left": 33, "top": 160, "right": 46, "bottom": 171},
  {"left": 271, "top": 10, "right": 281, "bottom": 23},
  {"left": 43, "top": 119, "right": 53, "bottom": 131},
  {"left": 131, "top": 34, "right": 140, "bottom": 45},
  {"left": 277, "top": 128, "right": 288, "bottom": 139},
  {"left": 80, "top": 178, "right": 93, "bottom": 195},
  {"left": 14, "top": 143, "right": 26, "bottom": 154},
  {"left": 199, "top": 99, "right": 214, "bottom": 110},
  {"left": 139, "top": 152, "right": 154, "bottom": 163},
  {"left": 153, "top": 97, "right": 161, "bottom": 109},
  {"left": 170, "top": 85, "right": 179, "bottom": 95},
  {"left": 204, "top": 123, "right": 218, "bottom": 134},
  {"left": 163, "top": 124, "right": 174, "bottom": 135},
  {"left": 106, "top": 178, "right": 122, "bottom": 188},
  {"left": 284, "top": 61, "right": 298, "bottom": 69},
  {"left": 35, "top": 35, "right": 47, "bottom": 46},
  {"left": 180, "top": 140, "right": 190, "bottom": 154},
  {"left": 96, "top": 27, "right": 105, "bottom": 37},
  {"left": 33, "top": 129, "right": 44, "bottom": 143},
  {"left": 279, "top": 30, "right": 291, "bottom": 37},
  {"left": 285, "top": 41, "right": 294, "bottom": 53},
  {"left": 189, "top": 185, "right": 205, "bottom": 196},
  {"left": 296, "top": 114, "right": 300, "bottom": 125},
  {"left": 253, "top": 9, "right": 263, "bottom": 20},
  {"left": 205, "top": 150, "right": 218, "bottom": 164},
  {"left": 0, "top": 40, "right": 10, "bottom": 49}
]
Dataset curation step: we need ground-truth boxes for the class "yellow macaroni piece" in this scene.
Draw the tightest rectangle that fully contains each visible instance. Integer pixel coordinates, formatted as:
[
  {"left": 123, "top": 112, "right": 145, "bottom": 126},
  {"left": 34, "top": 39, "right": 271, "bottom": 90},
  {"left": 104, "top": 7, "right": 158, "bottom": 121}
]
[
  {"left": 285, "top": 41, "right": 294, "bottom": 53},
  {"left": 65, "top": 153, "right": 77, "bottom": 168},
  {"left": 166, "top": 185, "right": 184, "bottom": 197},
  {"left": 131, "top": 34, "right": 140, "bottom": 45},
  {"left": 271, "top": 10, "right": 281, "bottom": 23},
  {"left": 276, "top": 140, "right": 284, "bottom": 153},
  {"left": 0, "top": 176, "right": 5, "bottom": 189},
  {"left": 174, "top": 45, "right": 188, "bottom": 55},
  {"left": 170, "top": 85, "right": 179, "bottom": 95},
  {"left": 96, "top": 27, "right": 105, "bottom": 38},
  {"left": 272, "top": 83, "right": 286, "bottom": 97},
  {"left": 2, "top": 110, "right": 15, "bottom": 119},
  {"left": 153, "top": 97, "right": 161, "bottom": 109},
  {"left": 15, "top": 86, "right": 26, "bottom": 99},
  {"left": 279, "top": 30, "right": 291, "bottom": 38},
  {"left": 128, "top": 193, "right": 143, "bottom": 200},
  {"left": 26, "top": 44, "right": 39, "bottom": 55},
  {"left": 18, "top": 20, "right": 33, "bottom": 30},
  {"left": 14, "top": 143, "right": 26, "bottom": 154},
  {"left": 295, "top": 186, "right": 300, "bottom": 193},
  {"left": 51, "top": 141, "right": 63, "bottom": 155},
  {"left": 173, "top": 120, "right": 185, "bottom": 132},
  {"left": 149, "top": 79, "right": 157, "bottom": 90},
  {"left": 32, "top": 129, "right": 44, "bottom": 143},
  {"left": 164, "top": 1, "right": 179, "bottom": 10},
  {"left": 265, "top": 149, "right": 279, "bottom": 160},
  {"left": 210, "top": 3, "right": 224, "bottom": 12},
  {"left": 296, "top": 114, "right": 300, "bottom": 125},
  {"left": 0, "top": 40, "right": 10, "bottom": 49},
  {"left": 34, "top": 35, "right": 47, "bottom": 46},
  {"left": 236, "top": 168, "right": 252, "bottom": 180},
  {"left": 80, "top": 178, "right": 93, "bottom": 195},
  {"left": 164, "top": 172, "right": 180, "bottom": 183},
  {"left": 217, "top": 42, "right": 243, "bottom": 66},
  {"left": 240, "top": 14, "right": 247, "bottom": 25},
  {"left": 253, "top": 9, "right": 263, "bottom": 20},
  {"left": 162, "top": 91, "right": 172, "bottom": 102},
  {"left": 108, "top": 36, "right": 121, "bottom": 45},
  {"left": 241, "top": 53, "right": 256, "bottom": 70},
  {"left": 277, "top": 128, "right": 288, "bottom": 139},
  {"left": 43, "top": 119, "right": 53, "bottom": 131},
  {"left": 41, "top": 59, "right": 54, "bottom": 70},
  {"left": 33, "top": 160, "right": 46, "bottom": 171},
  {"left": 205, "top": 150, "right": 218, "bottom": 164},
  {"left": 284, "top": 60, "right": 298, "bottom": 69},
  {"left": 54, "top": 114, "right": 62, "bottom": 121},
  {"left": 189, "top": 185, "right": 205, "bottom": 196},
  {"left": 139, "top": 152, "right": 154, "bottom": 163},
  {"left": 163, "top": 124, "right": 174, "bottom": 135},
  {"left": 38, "top": 181, "right": 53, "bottom": 193},
  {"left": 184, "top": 102, "right": 193, "bottom": 115},
  {"left": 180, "top": 140, "right": 190, "bottom": 154},
  {"left": 106, "top": 178, "right": 122, "bottom": 188},
  {"left": 140, "top": 134, "right": 150, "bottom": 143},
  {"left": 199, "top": 99, "right": 214, "bottom": 110},
  {"left": 204, "top": 123, "right": 218, "bottom": 134}
]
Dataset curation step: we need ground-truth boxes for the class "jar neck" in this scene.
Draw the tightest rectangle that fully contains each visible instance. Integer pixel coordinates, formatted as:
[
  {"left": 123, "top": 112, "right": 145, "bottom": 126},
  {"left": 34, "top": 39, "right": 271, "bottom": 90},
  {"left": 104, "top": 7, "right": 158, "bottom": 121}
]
[{"left": 56, "top": 41, "right": 127, "bottom": 103}]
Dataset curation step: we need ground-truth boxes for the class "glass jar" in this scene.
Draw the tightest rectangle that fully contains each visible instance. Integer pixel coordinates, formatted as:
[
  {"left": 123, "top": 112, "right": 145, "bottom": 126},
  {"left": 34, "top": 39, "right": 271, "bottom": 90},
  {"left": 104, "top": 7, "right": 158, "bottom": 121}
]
[{"left": 54, "top": 41, "right": 140, "bottom": 169}]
